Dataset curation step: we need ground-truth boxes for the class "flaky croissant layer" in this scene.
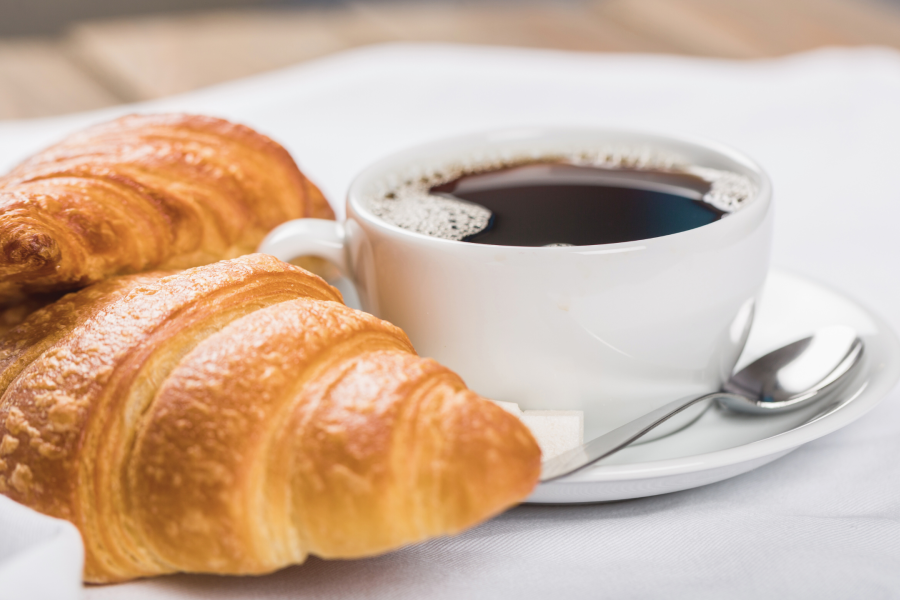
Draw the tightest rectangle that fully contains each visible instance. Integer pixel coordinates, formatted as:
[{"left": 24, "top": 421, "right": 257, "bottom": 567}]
[
  {"left": 0, "top": 114, "right": 334, "bottom": 304},
  {"left": 0, "top": 254, "right": 541, "bottom": 583}
]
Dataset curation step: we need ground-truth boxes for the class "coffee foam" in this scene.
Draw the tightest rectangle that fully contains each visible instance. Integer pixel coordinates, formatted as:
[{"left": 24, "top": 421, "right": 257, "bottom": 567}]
[
  {"left": 363, "top": 146, "right": 756, "bottom": 242},
  {"left": 367, "top": 192, "right": 491, "bottom": 241}
]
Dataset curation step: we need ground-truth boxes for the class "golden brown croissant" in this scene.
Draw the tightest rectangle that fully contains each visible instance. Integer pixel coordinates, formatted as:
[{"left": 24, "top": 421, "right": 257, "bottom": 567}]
[
  {"left": 0, "top": 254, "right": 540, "bottom": 583},
  {"left": 0, "top": 114, "right": 334, "bottom": 305}
]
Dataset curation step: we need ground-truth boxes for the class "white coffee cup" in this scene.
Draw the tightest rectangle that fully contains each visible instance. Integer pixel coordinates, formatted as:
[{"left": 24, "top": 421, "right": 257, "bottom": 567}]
[{"left": 259, "top": 128, "right": 773, "bottom": 440}]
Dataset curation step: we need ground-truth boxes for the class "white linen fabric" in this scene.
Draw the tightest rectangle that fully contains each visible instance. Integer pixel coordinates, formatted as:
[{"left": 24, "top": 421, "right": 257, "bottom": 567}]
[
  {"left": 0, "top": 496, "right": 82, "bottom": 600},
  {"left": 0, "top": 43, "right": 898, "bottom": 600}
]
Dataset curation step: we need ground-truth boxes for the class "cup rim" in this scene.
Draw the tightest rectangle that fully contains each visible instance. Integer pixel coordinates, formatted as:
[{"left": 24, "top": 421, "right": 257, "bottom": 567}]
[{"left": 346, "top": 126, "right": 773, "bottom": 252}]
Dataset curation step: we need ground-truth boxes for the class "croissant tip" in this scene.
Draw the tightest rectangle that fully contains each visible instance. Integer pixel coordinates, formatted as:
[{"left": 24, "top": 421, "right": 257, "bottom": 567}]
[{"left": 1, "top": 231, "right": 59, "bottom": 269}]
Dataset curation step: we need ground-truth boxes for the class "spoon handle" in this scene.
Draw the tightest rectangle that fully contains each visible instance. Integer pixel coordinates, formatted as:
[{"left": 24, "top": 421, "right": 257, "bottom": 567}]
[{"left": 539, "top": 392, "right": 745, "bottom": 482}]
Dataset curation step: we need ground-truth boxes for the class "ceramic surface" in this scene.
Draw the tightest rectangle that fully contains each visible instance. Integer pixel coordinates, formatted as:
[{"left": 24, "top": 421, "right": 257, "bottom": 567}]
[
  {"left": 260, "top": 128, "right": 774, "bottom": 441},
  {"left": 528, "top": 269, "right": 900, "bottom": 503}
]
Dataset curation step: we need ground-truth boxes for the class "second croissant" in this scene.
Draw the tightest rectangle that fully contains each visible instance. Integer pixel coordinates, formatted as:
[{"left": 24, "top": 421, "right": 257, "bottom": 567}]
[{"left": 0, "top": 114, "right": 334, "bottom": 305}]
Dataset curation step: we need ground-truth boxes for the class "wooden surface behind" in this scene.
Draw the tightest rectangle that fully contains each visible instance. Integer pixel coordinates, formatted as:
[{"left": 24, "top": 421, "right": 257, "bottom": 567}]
[{"left": 2, "top": 0, "right": 900, "bottom": 119}]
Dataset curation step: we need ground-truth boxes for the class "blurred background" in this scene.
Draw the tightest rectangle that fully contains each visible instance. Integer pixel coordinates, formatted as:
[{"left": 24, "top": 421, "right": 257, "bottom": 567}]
[{"left": 2, "top": 0, "right": 900, "bottom": 120}]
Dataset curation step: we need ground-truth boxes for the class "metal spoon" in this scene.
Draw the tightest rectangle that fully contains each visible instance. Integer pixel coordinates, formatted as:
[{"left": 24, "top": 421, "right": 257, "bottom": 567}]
[{"left": 540, "top": 326, "right": 865, "bottom": 482}]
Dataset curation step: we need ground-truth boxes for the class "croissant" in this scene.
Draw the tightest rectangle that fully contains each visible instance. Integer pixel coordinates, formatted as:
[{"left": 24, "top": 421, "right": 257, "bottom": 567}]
[
  {"left": 0, "top": 254, "right": 540, "bottom": 583},
  {"left": 0, "top": 114, "right": 334, "bottom": 305}
]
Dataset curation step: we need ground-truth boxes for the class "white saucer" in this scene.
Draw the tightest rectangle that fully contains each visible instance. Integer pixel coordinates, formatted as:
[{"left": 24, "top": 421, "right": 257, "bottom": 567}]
[{"left": 528, "top": 268, "right": 900, "bottom": 504}]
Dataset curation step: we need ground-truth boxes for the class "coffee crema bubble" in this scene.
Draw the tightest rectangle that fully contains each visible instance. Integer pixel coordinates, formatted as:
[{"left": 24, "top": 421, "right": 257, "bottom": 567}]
[{"left": 363, "top": 147, "right": 756, "bottom": 247}]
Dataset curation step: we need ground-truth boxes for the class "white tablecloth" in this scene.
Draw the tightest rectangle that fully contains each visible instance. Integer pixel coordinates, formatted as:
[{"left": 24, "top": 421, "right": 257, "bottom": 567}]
[{"left": 0, "top": 43, "right": 898, "bottom": 599}]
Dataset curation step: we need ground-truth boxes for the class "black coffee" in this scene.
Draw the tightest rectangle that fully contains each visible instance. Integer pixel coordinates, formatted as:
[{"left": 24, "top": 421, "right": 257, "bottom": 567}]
[{"left": 429, "top": 162, "right": 725, "bottom": 247}]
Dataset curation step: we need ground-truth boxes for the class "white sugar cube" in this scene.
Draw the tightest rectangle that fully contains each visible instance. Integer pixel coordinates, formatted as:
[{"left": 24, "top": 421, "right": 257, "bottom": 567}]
[
  {"left": 492, "top": 400, "right": 524, "bottom": 417},
  {"left": 491, "top": 401, "right": 584, "bottom": 459}
]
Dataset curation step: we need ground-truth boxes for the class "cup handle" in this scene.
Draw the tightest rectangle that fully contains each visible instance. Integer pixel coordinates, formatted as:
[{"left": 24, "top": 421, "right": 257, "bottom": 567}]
[{"left": 257, "top": 218, "right": 349, "bottom": 275}]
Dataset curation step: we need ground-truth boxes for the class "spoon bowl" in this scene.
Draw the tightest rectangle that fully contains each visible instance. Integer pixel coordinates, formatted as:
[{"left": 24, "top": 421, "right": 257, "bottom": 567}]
[{"left": 719, "top": 326, "right": 864, "bottom": 414}]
